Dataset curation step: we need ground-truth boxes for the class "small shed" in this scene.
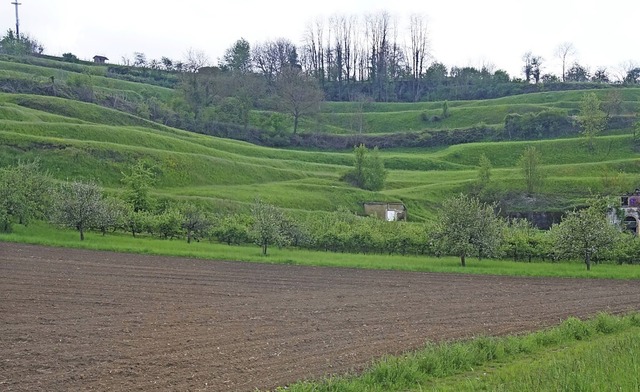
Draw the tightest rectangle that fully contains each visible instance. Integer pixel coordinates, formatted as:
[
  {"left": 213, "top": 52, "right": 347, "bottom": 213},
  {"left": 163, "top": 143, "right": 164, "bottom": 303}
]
[
  {"left": 363, "top": 202, "right": 407, "bottom": 221},
  {"left": 93, "top": 55, "right": 109, "bottom": 64}
]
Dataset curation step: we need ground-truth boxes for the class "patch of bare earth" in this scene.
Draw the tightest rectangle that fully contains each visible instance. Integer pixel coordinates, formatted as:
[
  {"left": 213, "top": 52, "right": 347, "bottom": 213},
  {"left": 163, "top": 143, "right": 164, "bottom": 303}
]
[{"left": 1, "top": 243, "right": 639, "bottom": 391}]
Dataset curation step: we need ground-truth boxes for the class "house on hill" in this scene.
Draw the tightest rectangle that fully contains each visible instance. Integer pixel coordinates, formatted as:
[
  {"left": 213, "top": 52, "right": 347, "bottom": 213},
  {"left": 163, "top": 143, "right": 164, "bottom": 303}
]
[
  {"left": 93, "top": 55, "right": 108, "bottom": 64},
  {"left": 363, "top": 202, "right": 407, "bottom": 221}
]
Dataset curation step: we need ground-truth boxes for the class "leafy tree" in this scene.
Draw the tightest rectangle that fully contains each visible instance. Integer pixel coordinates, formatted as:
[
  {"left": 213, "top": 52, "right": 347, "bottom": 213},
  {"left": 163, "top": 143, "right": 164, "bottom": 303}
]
[
  {"left": 156, "top": 208, "right": 184, "bottom": 239},
  {"left": 220, "top": 38, "right": 252, "bottom": 74},
  {"left": 578, "top": 92, "right": 607, "bottom": 151},
  {"left": 0, "top": 29, "right": 43, "bottom": 55},
  {"left": 96, "top": 197, "right": 126, "bottom": 235},
  {"left": 503, "top": 218, "right": 540, "bottom": 262},
  {"left": 250, "top": 199, "right": 289, "bottom": 255},
  {"left": 592, "top": 68, "right": 610, "bottom": 83},
  {"left": 519, "top": 146, "right": 544, "bottom": 196},
  {"left": 214, "top": 214, "right": 250, "bottom": 245},
  {"left": 123, "top": 206, "right": 150, "bottom": 238},
  {"left": 624, "top": 67, "right": 640, "bottom": 84},
  {"left": 62, "top": 52, "right": 79, "bottom": 63},
  {"left": 441, "top": 100, "right": 450, "bottom": 119},
  {"left": 477, "top": 153, "right": 492, "bottom": 185},
  {"left": 181, "top": 204, "right": 211, "bottom": 244},
  {"left": 550, "top": 203, "right": 619, "bottom": 270},
  {"left": 565, "top": 62, "right": 590, "bottom": 82},
  {"left": 434, "top": 194, "right": 504, "bottom": 267},
  {"left": 51, "top": 180, "right": 105, "bottom": 240},
  {"left": 275, "top": 66, "right": 324, "bottom": 134},
  {"left": 0, "top": 161, "right": 51, "bottom": 232},
  {"left": 345, "top": 144, "right": 386, "bottom": 191},
  {"left": 121, "top": 161, "right": 156, "bottom": 212}
]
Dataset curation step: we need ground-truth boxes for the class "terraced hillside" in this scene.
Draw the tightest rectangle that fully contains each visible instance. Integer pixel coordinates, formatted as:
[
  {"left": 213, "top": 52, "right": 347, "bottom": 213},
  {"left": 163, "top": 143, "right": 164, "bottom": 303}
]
[{"left": 1, "top": 56, "right": 640, "bottom": 220}]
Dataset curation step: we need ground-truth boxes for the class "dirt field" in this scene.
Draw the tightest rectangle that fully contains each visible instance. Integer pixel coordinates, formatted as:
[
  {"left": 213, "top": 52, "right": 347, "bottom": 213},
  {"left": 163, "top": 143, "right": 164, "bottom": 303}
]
[{"left": 1, "top": 243, "right": 639, "bottom": 391}]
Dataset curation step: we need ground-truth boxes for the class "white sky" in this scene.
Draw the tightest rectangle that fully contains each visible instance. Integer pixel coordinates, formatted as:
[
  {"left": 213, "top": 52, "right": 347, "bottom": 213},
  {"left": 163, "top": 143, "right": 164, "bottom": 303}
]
[{"left": 1, "top": 0, "right": 636, "bottom": 79}]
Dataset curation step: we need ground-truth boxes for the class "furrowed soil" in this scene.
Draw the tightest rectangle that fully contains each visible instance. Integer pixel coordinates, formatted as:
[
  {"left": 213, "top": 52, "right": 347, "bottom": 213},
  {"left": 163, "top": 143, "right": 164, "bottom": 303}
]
[{"left": 1, "top": 243, "right": 639, "bottom": 391}]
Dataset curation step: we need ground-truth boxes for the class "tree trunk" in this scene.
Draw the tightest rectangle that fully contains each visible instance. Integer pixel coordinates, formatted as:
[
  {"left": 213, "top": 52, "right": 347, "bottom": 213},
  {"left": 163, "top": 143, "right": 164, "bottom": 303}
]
[
  {"left": 187, "top": 231, "right": 192, "bottom": 244},
  {"left": 262, "top": 243, "right": 268, "bottom": 256},
  {"left": 293, "top": 115, "right": 299, "bottom": 135},
  {"left": 585, "top": 253, "right": 591, "bottom": 271},
  {"left": 460, "top": 253, "right": 466, "bottom": 267},
  {"left": 79, "top": 226, "right": 84, "bottom": 241}
]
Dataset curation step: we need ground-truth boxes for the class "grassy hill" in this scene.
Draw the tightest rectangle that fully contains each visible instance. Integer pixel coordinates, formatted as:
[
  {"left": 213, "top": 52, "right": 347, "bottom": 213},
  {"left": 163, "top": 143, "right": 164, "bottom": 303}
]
[{"left": 0, "top": 56, "right": 639, "bottom": 220}]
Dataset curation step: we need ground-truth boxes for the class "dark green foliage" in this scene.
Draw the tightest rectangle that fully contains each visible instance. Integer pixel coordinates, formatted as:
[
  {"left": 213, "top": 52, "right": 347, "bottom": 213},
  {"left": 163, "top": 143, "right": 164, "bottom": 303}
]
[
  {"left": 344, "top": 144, "right": 386, "bottom": 191},
  {"left": 121, "top": 161, "right": 156, "bottom": 212},
  {"left": 214, "top": 214, "right": 250, "bottom": 245},
  {"left": 504, "top": 110, "right": 574, "bottom": 140},
  {"left": 0, "top": 29, "right": 43, "bottom": 56}
]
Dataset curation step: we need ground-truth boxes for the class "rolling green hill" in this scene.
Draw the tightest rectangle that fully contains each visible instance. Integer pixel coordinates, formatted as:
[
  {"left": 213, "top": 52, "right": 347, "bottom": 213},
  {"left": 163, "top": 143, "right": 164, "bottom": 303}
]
[{"left": 0, "top": 56, "right": 639, "bottom": 221}]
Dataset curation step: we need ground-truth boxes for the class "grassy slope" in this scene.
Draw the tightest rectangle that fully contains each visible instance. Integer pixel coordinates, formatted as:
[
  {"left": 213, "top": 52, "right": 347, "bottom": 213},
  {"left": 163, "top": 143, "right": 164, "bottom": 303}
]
[
  {"left": 1, "top": 57, "right": 639, "bottom": 219},
  {"left": 1, "top": 91, "right": 639, "bottom": 218}
]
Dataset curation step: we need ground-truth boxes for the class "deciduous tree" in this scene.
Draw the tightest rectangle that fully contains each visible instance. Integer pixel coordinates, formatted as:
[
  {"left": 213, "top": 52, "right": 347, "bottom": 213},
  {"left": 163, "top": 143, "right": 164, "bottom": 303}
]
[
  {"left": 250, "top": 199, "right": 290, "bottom": 255},
  {"left": 51, "top": 180, "right": 105, "bottom": 240},
  {"left": 550, "top": 203, "right": 619, "bottom": 270},
  {"left": 0, "top": 161, "right": 51, "bottom": 232},
  {"left": 275, "top": 66, "right": 324, "bottom": 134},
  {"left": 519, "top": 146, "right": 544, "bottom": 196},
  {"left": 434, "top": 194, "right": 504, "bottom": 267},
  {"left": 578, "top": 92, "right": 607, "bottom": 151}
]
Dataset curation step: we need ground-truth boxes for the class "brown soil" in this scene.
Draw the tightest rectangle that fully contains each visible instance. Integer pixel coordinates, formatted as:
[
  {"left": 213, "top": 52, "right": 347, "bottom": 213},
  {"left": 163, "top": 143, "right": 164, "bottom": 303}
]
[{"left": 1, "top": 243, "right": 639, "bottom": 391}]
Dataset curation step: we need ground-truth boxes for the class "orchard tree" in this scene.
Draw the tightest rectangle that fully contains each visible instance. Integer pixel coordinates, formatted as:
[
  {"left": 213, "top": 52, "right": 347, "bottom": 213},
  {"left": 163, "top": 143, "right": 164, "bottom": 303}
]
[
  {"left": 96, "top": 196, "right": 126, "bottom": 235},
  {"left": 550, "top": 204, "right": 619, "bottom": 270},
  {"left": 250, "top": 199, "right": 290, "bottom": 255},
  {"left": 578, "top": 92, "right": 607, "bottom": 151},
  {"left": 0, "top": 161, "right": 51, "bottom": 232},
  {"left": 51, "top": 180, "right": 105, "bottom": 240},
  {"left": 434, "top": 194, "right": 504, "bottom": 267},
  {"left": 519, "top": 146, "right": 544, "bottom": 196},
  {"left": 180, "top": 204, "right": 210, "bottom": 244}
]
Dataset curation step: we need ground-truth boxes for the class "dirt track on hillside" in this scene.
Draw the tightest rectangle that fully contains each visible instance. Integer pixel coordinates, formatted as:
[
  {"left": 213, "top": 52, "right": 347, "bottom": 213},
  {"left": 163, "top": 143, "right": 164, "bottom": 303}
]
[{"left": 1, "top": 242, "right": 639, "bottom": 391}]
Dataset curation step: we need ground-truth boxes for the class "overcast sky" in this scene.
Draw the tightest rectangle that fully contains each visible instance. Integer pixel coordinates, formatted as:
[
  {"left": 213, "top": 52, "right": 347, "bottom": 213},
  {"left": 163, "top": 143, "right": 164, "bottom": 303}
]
[{"left": 1, "top": 0, "right": 636, "bottom": 79}]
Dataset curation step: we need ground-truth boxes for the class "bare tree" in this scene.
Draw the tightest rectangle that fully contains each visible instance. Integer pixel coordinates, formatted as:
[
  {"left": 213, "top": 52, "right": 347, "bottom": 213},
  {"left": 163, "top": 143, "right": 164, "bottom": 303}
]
[
  {"left": 183, "top": 48, "right": 210, "bottom": 73},
  {"left": 554, "top": 42, "right": 576, "bottom": 82},
  {"left": 408, "top": 13, "right": 430, "bottom": 101},
  {"left": 275, "top": 66, "right": 324, "bottom": 134},
  {"left": 253, "top": 38, "right": 299, "bottom": 85}
]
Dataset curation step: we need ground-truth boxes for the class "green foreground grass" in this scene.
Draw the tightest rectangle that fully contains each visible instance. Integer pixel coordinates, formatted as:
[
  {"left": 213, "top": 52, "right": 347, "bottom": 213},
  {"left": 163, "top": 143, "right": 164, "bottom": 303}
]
[
  {"left": 276, "top": 313, "right": 640, "bottom": 392},
  {"left": 2, "top": 222, "right": 640, "bottom": 280}
]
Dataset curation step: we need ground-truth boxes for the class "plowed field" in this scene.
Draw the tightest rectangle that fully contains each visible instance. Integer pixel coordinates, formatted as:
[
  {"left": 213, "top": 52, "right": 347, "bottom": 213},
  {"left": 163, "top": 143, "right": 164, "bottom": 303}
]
[{"left": 1, "top": 243, "right": 639, "bottom": 391}]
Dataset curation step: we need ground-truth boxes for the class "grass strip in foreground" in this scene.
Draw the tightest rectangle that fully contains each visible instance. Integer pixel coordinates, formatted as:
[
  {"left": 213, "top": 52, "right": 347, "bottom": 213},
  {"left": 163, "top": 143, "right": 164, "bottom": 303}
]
[{"left": 274, "top": 313, "right": 640, "bottom": 392}]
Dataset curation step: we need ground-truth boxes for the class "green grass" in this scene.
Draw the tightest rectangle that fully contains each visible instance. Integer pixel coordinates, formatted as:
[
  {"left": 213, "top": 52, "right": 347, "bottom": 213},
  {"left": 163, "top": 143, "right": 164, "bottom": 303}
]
[
  {"left": 275, "top": 313, "right": 640, "bottom": 391},
  {"left": 2, "top": 222, "right": 640, "bottom": 280}
]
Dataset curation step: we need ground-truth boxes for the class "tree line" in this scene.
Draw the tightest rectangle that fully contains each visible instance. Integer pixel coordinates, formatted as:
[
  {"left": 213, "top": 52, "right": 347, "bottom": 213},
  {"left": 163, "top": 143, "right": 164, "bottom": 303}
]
[{"left": 1, "top": 160, "right": 637, "bottom": 270}]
